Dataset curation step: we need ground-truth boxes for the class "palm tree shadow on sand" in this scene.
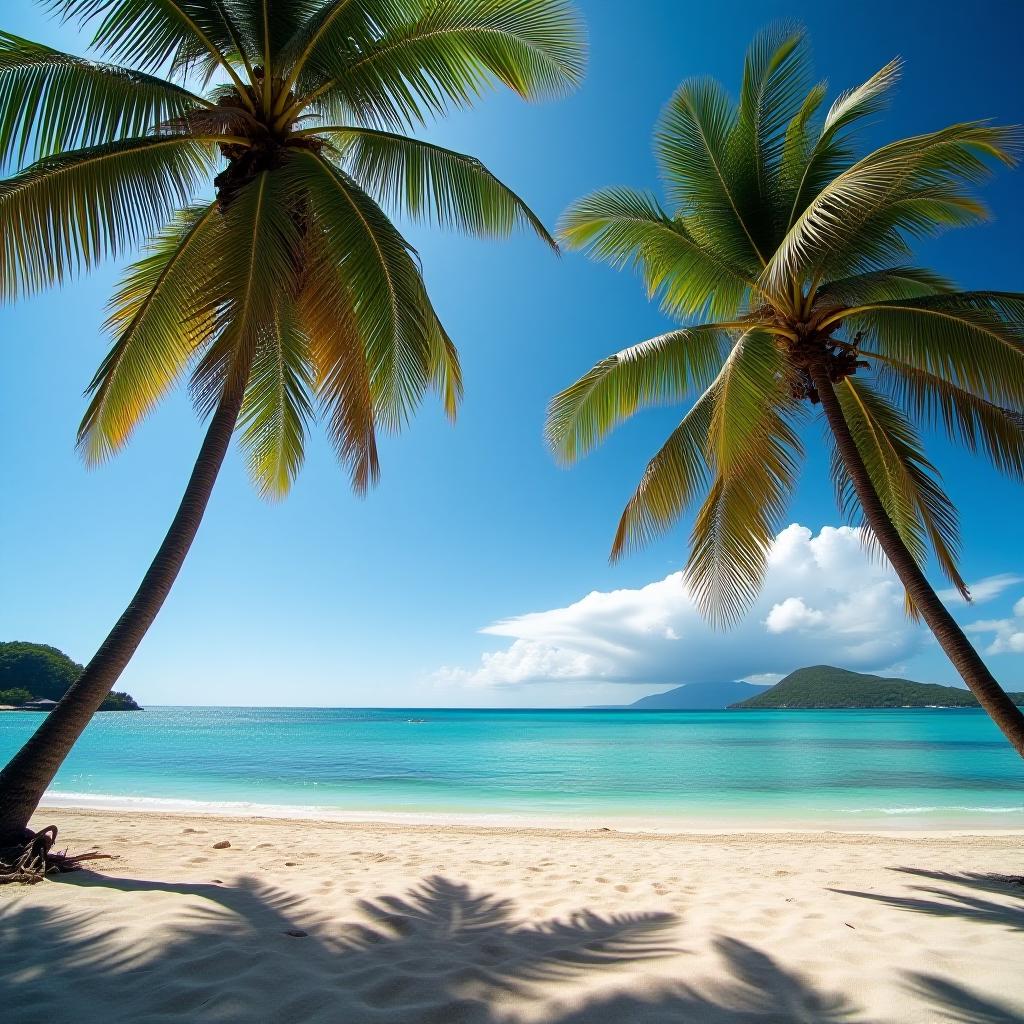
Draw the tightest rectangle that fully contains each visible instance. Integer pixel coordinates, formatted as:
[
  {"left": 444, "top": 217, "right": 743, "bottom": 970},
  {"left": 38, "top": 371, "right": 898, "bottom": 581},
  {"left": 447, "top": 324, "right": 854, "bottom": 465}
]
[
  {"left": 0, "top": 870, "right": 1019, "bottom": 1023},
  {"left": 831, "top": 866, "right": 1024, "bottom": 933}
]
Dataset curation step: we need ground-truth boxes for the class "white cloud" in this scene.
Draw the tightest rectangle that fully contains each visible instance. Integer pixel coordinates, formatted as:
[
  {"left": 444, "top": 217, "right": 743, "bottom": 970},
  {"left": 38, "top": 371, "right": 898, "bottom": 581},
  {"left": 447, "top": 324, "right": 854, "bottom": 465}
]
[
  {"left": 939, "top": 573, "right": 1024, "bottom": 605},
  {"left": 434, "top": 524, "right": 935, "bottom": 689},
  {"left": 967, "top": 596, "right": 1024, "bottom": 655}
]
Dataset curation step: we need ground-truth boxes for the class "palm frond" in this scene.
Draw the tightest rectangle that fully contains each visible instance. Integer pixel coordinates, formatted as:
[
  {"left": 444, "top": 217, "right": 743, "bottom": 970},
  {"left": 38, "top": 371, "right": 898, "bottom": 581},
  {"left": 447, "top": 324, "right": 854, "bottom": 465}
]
[
  {"left": 731, "top": 23, "right": 810, "bottom": 237},
  {"left": 299, "top": 0, "right": 586, "bottom": 130},
  {"left": 545, "top": 324, "right": 732, "bottom": 464},
  {"left": 611, "top": 375, "right": 716, "bottom": 561},
  {"left": 189, "top": 168, "right": 303, "bottom": 416},
  {"left": 50, "top": 0, "right": 252, "bottom": 93},
  {"left": 322, "top": 125, "right": 555, "bottom": 247},
  {"left": 783, "top": 58, "right": 902, "bottom": 229},
  {"left": 425, "top": 310, "right": 463, "bottom": 422},
  {"left": 78, "top": 202, "right": 220, "bottom": 462},
  {"left": 238, "top": 294, "right": 314, "bottom": 499},
  {"left": 295, "top": 228, "right": 380, "bottom": 493},
  {"left": 869, "top": 350, "right": 1024, "bottom": 481},
  {"left": 764, "top": 122, "right": 1019, "bottom": 289},
  {"left": 656, "top": 77, "right": 769, "bottom": 273},
  {"left": 840, "top": 291, "right": 1024, "bottom": 407},
  {"left": 817, "top": 266, "right": 955, "bottom": 305},
  {"left": 0, "top": 134, "right": 215, "bottom": 299},
  {"left": 0, "top": 30, "right": 209, "bottom": 171},
  {"left": 831, "top": 375, "right": 967, "bottom": 599},
  {"left": 557, "top": 187, "right": 755, "bottom": 319},
  {"left": 279, "top": 148, "right": 438, "bottom": 430},
  {"left": 685, "top": 332, "right": 803, "bottom": 625}
]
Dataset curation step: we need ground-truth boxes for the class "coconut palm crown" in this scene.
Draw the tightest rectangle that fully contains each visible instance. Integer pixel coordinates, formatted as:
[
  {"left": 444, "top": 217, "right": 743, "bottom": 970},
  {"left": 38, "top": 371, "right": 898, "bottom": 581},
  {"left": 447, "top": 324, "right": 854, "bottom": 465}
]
[
  {"left": 1, "top": 0, "right": 585, "bottom": 494},
  {"left": 547, "top": 27, "right": 1024, "bottom": 752}
]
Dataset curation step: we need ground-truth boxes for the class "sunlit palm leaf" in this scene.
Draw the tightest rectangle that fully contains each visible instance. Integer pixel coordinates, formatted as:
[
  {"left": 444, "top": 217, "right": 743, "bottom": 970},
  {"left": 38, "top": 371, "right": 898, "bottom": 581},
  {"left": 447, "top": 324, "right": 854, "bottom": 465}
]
[
  {"left": 731, "top": 23, "right": 809, "bottom": 239},
  {"left": 78, "top": 202, "right": 220, "bottom": 462},
  {"left": 816, "top": 267, "right": 954, "bottom": 305},
  {"left": 0, "top": 31, "right": 209, "bottom": 171},
  {"left": 843, "top": 291, "right": 1024, "bottom": 407},
  {"left": 557, "top": 187, "right": 755, "bottom": 319},
  {"left": 323, "top": 125, "right": 555, "bottom": 246},
  {"left": 189, "top": 169, "right": 303, "bottom": 416},
  {"left": 238, "top": 295, "right": 315, "bottom": 499},
  {"left": 302, "top": 0, "right": 586, "bottom": 130},
  {"left": 869, "top": 350, "right": 1024, "bottom": 481},
  {"left": 545, "top": 324, "right": 731, "bottom": 464},
  {"left": 279, "top": 148, "right": 437, "bottom": 430},
  {"left": 611, "top": 375, "right": 717, "bottom": 560},
  {"left": 51, "top": 0, "right": 250, "bottom": 89},
  {"left": 783, "top": 58, "right": 901, "bottom": 229},
  {"left": 764, "top": 122, "right": 1019, "bottom": 290},
  {"left": 656, "top": 77, "right": 768, "bottom": 273},
  {"left": 0, "top": 134, "right": 215, "bottom": 299},
  {"left": 685, "top": 332, "right": 803, "bottom": 625},
  {"left": 296, "top": 231, "right": 380, "bottom": 493}
]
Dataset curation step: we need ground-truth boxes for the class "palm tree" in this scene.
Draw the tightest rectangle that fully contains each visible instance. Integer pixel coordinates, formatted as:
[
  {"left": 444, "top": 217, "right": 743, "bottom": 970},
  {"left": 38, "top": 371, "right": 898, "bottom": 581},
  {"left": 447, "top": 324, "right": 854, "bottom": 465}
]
[
  {"left": 0, "top": 0, "right": 585, "bottom": 851},
  {"left": 546, "top": 26, "right": 1024, "bottom": 756}
]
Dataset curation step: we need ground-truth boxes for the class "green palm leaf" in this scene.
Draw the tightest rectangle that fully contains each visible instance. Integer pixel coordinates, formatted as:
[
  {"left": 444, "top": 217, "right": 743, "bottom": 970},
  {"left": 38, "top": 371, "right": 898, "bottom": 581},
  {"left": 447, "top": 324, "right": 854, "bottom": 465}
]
[
  {"left": 0, "top": 134, "right": 215, "bottom": 299},
  {"left": 611, "top": 375, "right": 717, "bottom": 561},
  {"left": 0, "top": 30, "right": 210, "bottom": 170},
  {"left": 869, "top": 351, "right": 1024, "bottom": 482},
  {"left": 557, "top": 187, "right": 756, "bottom": 318},
  {"left": 841, "top": 291, "right": 1024, "bottom": 407},
  {"left": 764, "top": 122, "right": 1019, "bottom": 290},
  {"left": 238, "top": 295, "right": 315, "bottom": 499},
  {"left": 279, "top": 148, "right": 438, "bottom": 430},
  {"left": 295, "top": 230, "right": 380, "bottom": 493},
  {"left": 685, "top": 332, "right": 803, "bottom": 625},
  {"left": 78, "top": 202, "right": 221, "bottom": 462},
  {"left": 188, "top": 168, "right": 303, "bottom": 417},
  {"left": 545, "top": 324, "right": 731, "bottom": 464},
  {"left": 783, "top": 58, "right": 902, "bottom": 229},
  {"left": 296, "top": 0, "right": 586, "bottom": 129},
  {"left": 656, "top": 77, "right": 768, "bottom": 273},
  {"left": 321, "top": 125, "right": 555, "bottom": 246},
  {"left": 51, "top": 0, "right": 251, "bottom": 91},
  {"left": 731, "top": 23, "right": 810, "bottom": 239}
]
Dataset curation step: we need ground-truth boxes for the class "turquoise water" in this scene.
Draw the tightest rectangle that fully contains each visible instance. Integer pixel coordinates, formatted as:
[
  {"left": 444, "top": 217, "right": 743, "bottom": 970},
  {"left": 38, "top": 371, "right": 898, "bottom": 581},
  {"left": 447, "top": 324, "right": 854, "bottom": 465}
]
[{"left": 2, "top": 707, "right": 1022, "bottom": 828}]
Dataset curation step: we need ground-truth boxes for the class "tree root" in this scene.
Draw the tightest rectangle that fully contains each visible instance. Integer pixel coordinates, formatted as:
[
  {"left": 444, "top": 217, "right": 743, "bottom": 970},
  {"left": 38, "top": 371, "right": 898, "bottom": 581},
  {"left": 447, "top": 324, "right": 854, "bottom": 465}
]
[{"left": 0, "top": 826, "right": 112, "bottom": 885}]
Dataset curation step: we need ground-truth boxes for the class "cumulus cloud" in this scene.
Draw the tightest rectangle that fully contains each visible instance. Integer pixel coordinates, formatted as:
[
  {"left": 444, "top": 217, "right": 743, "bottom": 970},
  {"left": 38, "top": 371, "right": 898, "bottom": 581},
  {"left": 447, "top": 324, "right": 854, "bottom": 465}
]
[
  {"left": 434, "top": 524, "right": 935, "bottom": 688},
  {"left": 967, "top": 596, "right": 1024, "bottom": 655},
  {"left": 939, "top": 573, "right": 1024, "bottom": 605}
]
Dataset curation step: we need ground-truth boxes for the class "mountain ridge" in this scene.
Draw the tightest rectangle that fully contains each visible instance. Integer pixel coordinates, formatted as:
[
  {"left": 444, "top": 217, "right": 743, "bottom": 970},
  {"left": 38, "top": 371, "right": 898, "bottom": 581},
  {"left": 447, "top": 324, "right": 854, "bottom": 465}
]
[{"left": 730, "top": 665, "right": 1024, "bottom": 709}]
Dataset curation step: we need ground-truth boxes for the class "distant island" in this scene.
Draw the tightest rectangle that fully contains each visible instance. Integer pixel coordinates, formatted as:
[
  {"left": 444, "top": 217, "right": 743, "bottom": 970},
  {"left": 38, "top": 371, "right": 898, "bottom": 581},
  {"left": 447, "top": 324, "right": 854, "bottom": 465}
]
[
  {"left": 730, "top": 665, "right": 1024, "bottom": 709},
  {"left": 0, "top": 641, "right": 141, "bottom": 711},
  {"left": 592, "top": 679, "right": 771, "bottom": 710}
]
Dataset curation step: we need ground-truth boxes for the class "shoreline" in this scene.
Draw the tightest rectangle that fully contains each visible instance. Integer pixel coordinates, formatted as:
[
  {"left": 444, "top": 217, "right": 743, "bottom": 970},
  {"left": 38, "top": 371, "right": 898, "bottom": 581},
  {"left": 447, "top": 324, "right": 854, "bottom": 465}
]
[{"left": 37, "top": 794, "right": 1024, "bottom": 835}]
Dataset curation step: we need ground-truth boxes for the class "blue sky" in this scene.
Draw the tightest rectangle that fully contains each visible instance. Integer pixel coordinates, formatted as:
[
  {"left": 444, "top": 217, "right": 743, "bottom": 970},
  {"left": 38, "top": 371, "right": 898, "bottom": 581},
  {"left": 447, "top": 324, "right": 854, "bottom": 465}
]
[{"left": 1, "top": 0, "right": 1022, "bottom": 707}]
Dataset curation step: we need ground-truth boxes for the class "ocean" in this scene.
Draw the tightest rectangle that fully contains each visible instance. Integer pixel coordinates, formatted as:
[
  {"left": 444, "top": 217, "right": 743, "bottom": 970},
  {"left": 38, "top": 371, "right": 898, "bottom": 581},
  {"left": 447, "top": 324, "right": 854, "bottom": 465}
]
[{"left": 2, "top": 706, "right": 1022, "bottom": 829}]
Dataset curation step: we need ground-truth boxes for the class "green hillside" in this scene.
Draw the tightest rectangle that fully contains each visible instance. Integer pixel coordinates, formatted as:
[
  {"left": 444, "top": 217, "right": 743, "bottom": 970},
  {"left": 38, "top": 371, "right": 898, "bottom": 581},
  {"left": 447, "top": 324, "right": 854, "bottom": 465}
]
[
  {"left": 730, "top": 665, "right": 1024, "bottom": 709},
  {"left": 0, "top": 642, "right": 141, "bottom": 710}
]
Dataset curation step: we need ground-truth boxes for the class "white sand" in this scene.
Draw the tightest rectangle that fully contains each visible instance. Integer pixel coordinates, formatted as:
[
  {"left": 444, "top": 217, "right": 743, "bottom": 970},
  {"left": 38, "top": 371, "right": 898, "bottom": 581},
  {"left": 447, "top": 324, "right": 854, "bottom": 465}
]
[{"left": 2, "top": 809, "right": 1022, "bottom": 1022}]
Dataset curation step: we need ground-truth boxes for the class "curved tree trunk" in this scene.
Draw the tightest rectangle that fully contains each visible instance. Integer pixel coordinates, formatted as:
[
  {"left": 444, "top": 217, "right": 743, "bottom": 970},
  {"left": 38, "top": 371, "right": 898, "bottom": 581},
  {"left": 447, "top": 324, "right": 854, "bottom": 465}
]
[
  {"left": 808, "top": 358, "right": 1024, "bottom": 758},
  {"left": 0, "top": 371, "right": 250, "bottom": 845}
]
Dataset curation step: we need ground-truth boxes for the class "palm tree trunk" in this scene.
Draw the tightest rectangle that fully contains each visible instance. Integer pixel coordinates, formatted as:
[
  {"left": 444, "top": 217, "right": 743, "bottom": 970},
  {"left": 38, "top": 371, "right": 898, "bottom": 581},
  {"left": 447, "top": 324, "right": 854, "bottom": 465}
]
[
  {"left": 0, "top": 371, "right": 250, "bottom": 845},
  {"left": 808, "top": 358, "right": 1024, "bottom": 758}
]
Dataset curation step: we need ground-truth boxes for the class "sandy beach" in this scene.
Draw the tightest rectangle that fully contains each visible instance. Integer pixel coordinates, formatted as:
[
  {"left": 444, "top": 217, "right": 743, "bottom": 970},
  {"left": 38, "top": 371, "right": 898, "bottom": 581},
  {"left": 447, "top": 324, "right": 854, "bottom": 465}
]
[{"left": 1, "top": 809, "right": 1020, "bottom": 1022}]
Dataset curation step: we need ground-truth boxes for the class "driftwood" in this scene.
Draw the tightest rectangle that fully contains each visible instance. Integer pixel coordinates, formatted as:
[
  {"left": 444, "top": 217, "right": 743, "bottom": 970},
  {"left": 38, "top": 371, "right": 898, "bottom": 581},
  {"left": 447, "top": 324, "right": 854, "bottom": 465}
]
[{"left": 0, "top": 826, "right": 112, "bottom": 885}]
